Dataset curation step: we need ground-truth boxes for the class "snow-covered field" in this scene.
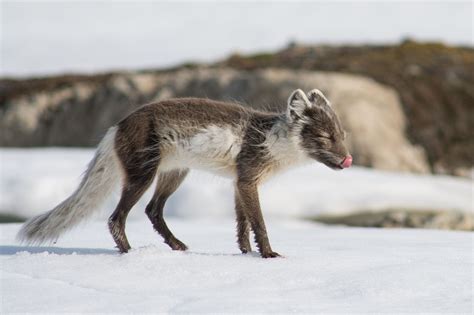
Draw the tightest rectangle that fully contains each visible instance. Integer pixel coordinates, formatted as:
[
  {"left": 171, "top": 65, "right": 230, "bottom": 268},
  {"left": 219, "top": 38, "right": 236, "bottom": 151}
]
[
  {"left": 1, "top": 149, "right": 472, "bottom": 313},
  {"left": 1, "top": 220, "right": 473, "bottom": 313},
  {"left": 0, "top": 148, "right": 472, "bottom": 221}
]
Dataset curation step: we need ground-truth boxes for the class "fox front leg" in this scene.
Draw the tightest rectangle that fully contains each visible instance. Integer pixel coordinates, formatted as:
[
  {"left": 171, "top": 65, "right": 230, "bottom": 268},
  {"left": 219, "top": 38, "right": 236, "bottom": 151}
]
[
  {"left": 235, "top": 180, "right": 280, "bottom": 258},
  {"left": 234, "top": 189, "right": 252, "bottom": 254}
]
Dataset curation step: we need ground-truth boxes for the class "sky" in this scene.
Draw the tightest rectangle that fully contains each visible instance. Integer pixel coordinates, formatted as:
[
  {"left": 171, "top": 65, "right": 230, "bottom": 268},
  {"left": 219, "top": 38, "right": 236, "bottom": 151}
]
[{"left": 1, "top": 1, "right": 473, "bottom": 77}]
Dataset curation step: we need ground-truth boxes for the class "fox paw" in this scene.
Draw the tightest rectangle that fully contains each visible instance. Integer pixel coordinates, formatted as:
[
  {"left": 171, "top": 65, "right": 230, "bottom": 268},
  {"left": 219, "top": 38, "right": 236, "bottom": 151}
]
[
  {"left": 261, "top": 251, "right": 281, "bottom": 258},
  {"left": 168, "top": 239, "right": 188, "bottom": 251}
]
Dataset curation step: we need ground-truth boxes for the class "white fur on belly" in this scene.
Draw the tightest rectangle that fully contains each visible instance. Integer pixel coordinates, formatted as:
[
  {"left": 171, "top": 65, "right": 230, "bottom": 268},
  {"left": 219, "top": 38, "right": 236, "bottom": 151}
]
[{"left": 159, "top": 125, "right": 242, "bottom": 177}]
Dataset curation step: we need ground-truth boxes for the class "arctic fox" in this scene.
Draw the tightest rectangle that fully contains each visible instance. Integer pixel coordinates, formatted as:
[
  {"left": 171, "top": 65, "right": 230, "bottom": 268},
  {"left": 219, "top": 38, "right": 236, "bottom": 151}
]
[{"left": 17, "top": 89, "right": 352, "bottom": 258}]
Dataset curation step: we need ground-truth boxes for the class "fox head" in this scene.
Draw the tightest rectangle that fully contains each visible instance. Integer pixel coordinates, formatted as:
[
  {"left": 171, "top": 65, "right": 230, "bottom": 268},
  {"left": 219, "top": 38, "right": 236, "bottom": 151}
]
[{"left": 287, "top": 89, "right": 352, "bottom": 170}]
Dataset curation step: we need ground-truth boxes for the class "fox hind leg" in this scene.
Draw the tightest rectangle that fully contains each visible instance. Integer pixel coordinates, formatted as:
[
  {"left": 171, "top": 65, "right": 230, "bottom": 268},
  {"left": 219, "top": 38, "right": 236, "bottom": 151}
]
[
  {"left": 109, "top": 175, "right": 154, "bottom": 253},
  {"left": 145, "top": 169, "right": 189, "bottom": 251},
  {"left": 109, "top": 118, "right": 160, "bottom": 253}
]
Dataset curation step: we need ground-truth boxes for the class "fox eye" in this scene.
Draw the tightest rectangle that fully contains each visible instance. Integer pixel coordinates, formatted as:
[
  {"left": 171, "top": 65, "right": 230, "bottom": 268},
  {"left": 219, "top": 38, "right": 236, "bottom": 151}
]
[{"left": 317, "top": 134, "right": 334, "bottom": 144}]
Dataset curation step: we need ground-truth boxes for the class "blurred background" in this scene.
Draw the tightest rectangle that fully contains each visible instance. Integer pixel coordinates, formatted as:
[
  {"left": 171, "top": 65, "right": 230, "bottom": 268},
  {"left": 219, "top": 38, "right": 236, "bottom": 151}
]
[{"left": 0, "top": 1, "right": 472, "bottom": 230}]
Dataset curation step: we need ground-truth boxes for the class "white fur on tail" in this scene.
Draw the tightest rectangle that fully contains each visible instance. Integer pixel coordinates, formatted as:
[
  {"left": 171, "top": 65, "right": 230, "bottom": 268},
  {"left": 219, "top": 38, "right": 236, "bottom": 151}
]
[{"left": 17, "top": 126, "right": 122, "bottom": 245}]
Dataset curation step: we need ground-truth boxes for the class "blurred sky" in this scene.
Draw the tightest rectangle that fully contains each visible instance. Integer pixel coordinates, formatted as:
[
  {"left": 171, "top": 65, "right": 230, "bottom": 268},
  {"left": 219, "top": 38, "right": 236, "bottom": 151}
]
[{"left": 1, "top": 1, "right": 473, "bottom": 77}]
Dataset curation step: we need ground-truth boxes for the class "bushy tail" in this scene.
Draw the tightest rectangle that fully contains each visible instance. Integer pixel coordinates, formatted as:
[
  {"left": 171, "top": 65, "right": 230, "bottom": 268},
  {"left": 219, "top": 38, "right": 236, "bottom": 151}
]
[{"left": 17, "top": 126, "right": 122, "bottom": 245}]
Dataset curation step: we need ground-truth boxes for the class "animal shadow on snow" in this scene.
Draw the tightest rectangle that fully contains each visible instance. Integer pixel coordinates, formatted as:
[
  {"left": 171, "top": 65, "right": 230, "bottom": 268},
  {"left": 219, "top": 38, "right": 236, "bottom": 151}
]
[
  {"left": 185, "top": 250, "right": 262, "bottom": 258},
  {"left": 0, "top": 245, "right": 116, "bottom": 256},
  {"left": 0, "top": 245, "right": 262, "bottom": 257}
]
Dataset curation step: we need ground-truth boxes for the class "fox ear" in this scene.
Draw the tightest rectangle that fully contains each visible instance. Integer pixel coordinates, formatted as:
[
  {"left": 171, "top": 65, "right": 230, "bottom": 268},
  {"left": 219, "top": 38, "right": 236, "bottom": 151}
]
[
  {"left": 287, "top": 89, "right": 311, "bottom": 119},
  {"left": 307, "top": 89, "right": 331, "bottom": 108}
]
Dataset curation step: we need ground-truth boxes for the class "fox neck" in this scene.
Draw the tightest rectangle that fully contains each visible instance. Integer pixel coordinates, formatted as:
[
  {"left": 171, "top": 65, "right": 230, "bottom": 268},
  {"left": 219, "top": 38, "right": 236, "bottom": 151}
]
[{"left": 264, "top": 115, "right": 311, "bottom": 171}]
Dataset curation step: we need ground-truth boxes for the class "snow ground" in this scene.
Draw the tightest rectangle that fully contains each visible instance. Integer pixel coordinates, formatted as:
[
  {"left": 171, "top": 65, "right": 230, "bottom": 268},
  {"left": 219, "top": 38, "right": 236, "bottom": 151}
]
[
  {"left": 0, "top": 148, "right": 471, "bottom": 221},
  {"left": 1, "top": 149, "right": 473, "bottom": 313},
  {"left": 1, "top": 220, "right": 472, "bottom": 313}
]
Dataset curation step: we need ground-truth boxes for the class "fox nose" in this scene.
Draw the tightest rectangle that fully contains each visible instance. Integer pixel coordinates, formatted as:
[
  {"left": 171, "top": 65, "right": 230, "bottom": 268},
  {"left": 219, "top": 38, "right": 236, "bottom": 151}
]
[{"left": 341, "top": 155, "right": 352, "bottom": 168}]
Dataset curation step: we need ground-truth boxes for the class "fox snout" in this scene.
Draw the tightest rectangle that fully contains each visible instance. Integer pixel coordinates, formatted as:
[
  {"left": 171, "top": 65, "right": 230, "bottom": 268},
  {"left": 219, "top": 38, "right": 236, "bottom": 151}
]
[
  {"left": 340, "top": 155, "right": 352, "bottom": 169},
  {"left": 330, "top": 154, "right": 352, "bottom": 170}
]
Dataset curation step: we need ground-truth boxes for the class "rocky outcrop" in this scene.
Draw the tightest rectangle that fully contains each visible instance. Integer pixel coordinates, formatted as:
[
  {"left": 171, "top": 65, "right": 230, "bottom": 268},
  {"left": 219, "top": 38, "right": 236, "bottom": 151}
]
[{"left": 0, "top": 68, "right": 429, "bottom": 173}]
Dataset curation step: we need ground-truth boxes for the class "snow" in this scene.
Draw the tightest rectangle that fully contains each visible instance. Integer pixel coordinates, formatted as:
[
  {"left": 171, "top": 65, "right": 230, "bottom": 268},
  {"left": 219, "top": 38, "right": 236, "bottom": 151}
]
[
  {"left": 1, "top": 220, "right": 472, "bottom": 313},
  {"left": 0, "top": 148, "right": 471, "bottom": 221},
  {"left": 1, "top": 149, "right": 473, "bottom": 312}
]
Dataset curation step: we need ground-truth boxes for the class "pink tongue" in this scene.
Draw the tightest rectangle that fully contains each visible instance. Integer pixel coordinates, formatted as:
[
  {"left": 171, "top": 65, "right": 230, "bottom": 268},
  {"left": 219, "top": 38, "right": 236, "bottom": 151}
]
[{"left": 341, "top": 155, "right": 353, "bottom": 168}]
